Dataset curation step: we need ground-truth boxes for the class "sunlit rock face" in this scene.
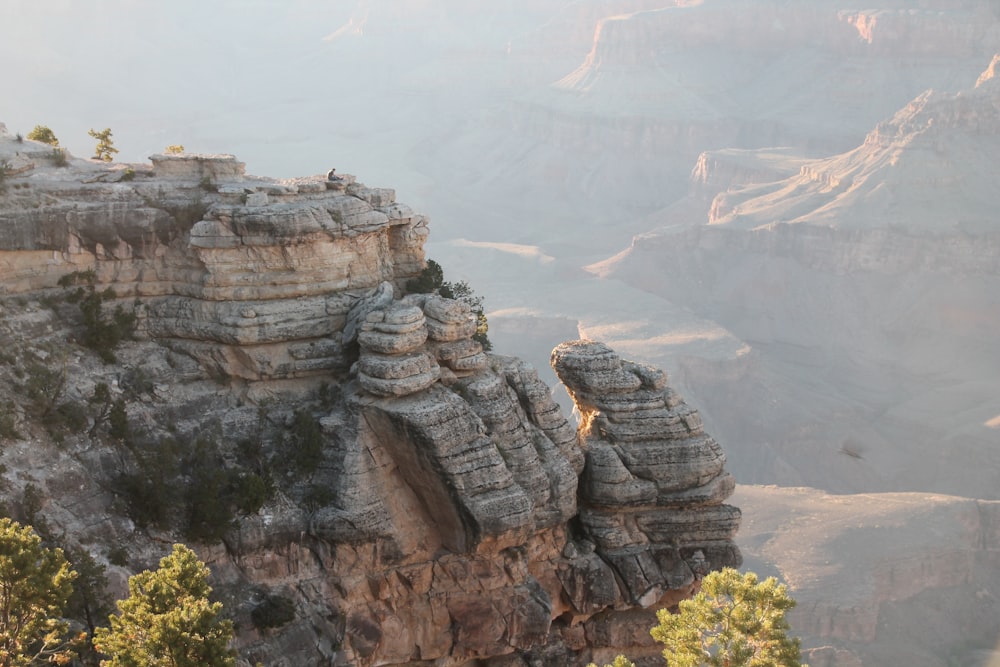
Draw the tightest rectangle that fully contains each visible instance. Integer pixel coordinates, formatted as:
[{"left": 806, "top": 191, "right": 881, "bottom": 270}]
[{"left": 552, "top": 340, "right": 741, "bottom": 607}]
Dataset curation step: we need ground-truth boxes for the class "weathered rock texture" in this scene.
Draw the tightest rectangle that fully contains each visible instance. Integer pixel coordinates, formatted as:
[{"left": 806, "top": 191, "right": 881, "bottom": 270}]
[
  {"left": 0, "top": 145, "right": 428, "bottom": 380},
  {"left": 0, "top": 136, "right": 740, "bottom": 666},
  {"left": 552, "top": 340, "right": 741, "bottom": 608}
]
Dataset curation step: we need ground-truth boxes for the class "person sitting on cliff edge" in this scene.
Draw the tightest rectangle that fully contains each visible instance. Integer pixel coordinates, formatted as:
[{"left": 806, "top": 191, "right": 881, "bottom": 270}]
[{"left": 327, "top": 167, "right": 343, "bottom": 182}]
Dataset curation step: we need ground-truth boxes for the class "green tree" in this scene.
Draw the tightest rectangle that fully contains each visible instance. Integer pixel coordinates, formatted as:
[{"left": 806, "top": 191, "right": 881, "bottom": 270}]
[
  {"left": 93, "top": 544, "right": 235, "bottom": 667},
  {"left": 27, "top": 125, "right": 59, "bottom": 147},
  {"left": 651, "top": 568, "right": 805, "bottom": 667},
  {"left": 164, "top": 145, "right": 184, "bottom": 155},
  {"left": 407, "top": 259, "right": 493, "bottom": 351},
  {"left": 405, "top": 258, "right": 445, "bottom": 293},
  {"left": 87, "top": 128, "right": 118, "bottom": 162},
  {"left": 0, "top": 518, "right": 78, "bottom": 667}
]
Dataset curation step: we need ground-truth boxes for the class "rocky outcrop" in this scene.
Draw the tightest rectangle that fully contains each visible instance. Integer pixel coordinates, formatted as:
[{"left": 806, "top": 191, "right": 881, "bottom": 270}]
[
  {"left": 0, "top": 142, "right": 428, "bottom": 380},
  {"left": 552, "top": 340, "right": 741, "bottom": 607},
  {"left": 0, "top": 133, "right": 744, "bottom": 665},
  {"left": 294, "top": 338, "right": 740, "bottom": 664}
]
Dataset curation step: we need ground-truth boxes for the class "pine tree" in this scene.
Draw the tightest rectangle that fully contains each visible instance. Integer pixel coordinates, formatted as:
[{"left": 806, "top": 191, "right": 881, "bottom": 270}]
[
  {"left": 0, "top": 518, "right": 78, "bottom": 667},
  {"left": 26, "top": 125, "right": 59, "bottom": 146},
  {"left": 651, "top": 568, "right": 805, "bottom": 667},
  {"left": 93, "top": 544, "right": 235, "bottom": 667},
  {"left": 88, "top": 128, "right": 118, "bottom": 162}
]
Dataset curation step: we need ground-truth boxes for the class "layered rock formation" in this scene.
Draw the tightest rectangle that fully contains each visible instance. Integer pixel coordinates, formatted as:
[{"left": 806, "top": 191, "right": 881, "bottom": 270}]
[
  {"left": 0, "top": 133, "right": 741, "bottom": 665},
  {"left": 552, "top": 341, "right": 741, "bottom": 609},
  {"left": 0, "top": 139, "right": 428, "bottom": 380}
]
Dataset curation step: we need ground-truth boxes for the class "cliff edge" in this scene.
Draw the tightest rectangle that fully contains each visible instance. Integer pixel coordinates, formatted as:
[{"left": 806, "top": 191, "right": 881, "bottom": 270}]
[{"left": 0, "top": 132, "right": 738, "bottom": 665}]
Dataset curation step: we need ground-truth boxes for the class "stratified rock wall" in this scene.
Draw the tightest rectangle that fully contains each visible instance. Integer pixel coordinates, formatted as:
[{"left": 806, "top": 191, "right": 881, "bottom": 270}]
[
  {"left": 0, "top": 150, "right": 428, "bottom": 380},
  {"left": 0, "top": 137, "right": 741, "bottom": 666}
]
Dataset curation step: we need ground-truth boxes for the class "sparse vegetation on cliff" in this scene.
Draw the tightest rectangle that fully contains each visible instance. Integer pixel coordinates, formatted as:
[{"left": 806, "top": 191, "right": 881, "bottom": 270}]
[
  {"left": 27, "top": 124, "right": 59, "bottom": 146},
  {"left": 87, "top": 128, "right": 118, "bottom": 162},
  {"left": 58, "top": 271, "right": 138, "bottom": 364},
  {"left": 50, "top": 148, "right": 68, "bottom": 167},
  {"left": 653, "top": 568, "right": 804, "bottom": 666},
  {"left": 0, "top": 518, "right": 78, "bottom": 667},
  {"left": 407, "top": 258, "right": 493, "bottom": 350},
  {"left": 592, "top": 568, "right": 805, "bottom": 667},
  {"left": 94, "top": 544, "right": 236, "bottom": 667}
]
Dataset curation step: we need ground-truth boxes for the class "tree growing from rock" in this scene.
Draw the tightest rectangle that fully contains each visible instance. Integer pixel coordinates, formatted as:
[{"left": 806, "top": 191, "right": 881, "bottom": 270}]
[
  {"left": 0, "top": 518, "right": 78, "bottom": 667},
  {"left": 87, "top": 128, "right": 118, "bottom": 162},
  {"left": 93, "top": 544, "right": 235, "bottom": 667},
  {"left": 27, "top": 125, "right": 59, "bottom": 146},
  {"left": 651, "top": 568, "right": 805, "bottom": 667},
  {"left": 407, "top": 259, "right": 493, "bottom": 350}
]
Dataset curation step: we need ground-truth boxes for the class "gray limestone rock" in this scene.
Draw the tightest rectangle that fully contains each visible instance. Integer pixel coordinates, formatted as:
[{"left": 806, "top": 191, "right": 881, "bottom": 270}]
[
  {"left": 423, "top": 295, "right": 477, "bottom": 342},
  {"left": 358, "top": 367, "right": 440, "bottom": 398},
  {"left": 344, "top": 282, "right": 395, "bottom": 346},
  {"left": 551, "top": 339, "right": 742, "bottom": 601}
]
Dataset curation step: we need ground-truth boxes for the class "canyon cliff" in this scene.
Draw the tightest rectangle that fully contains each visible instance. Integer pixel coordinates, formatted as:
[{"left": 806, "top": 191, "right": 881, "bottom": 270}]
[{"left": 0, "top": 132, "right": 739, "bottom": 665}]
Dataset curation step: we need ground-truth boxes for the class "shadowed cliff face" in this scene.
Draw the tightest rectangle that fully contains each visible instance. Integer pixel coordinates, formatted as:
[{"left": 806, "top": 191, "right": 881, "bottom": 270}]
[{"left": 0, "top": 138, "right": 741, "bottom": 665}]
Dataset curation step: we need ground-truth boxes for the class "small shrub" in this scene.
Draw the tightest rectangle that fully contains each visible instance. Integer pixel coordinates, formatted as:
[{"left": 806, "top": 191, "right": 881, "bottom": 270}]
[
  {"left": 316, "top": 382, "right": 341, "bottom": 409},
  {"left": 20, "top": 483, "right": 50, "bottom": 539},
  {"left": 407, "top": 261, "right": 493, "bottom": 351},
  {"left": 75, "top": 288, "right": 136, "bottom": 363},
  {"left": 0, "top": 402, "right": 22, "bottom": 441},
  {"left": 15, "top": 132, "right": 23, "bottom": 143},
  {"left": 288, "top": 410, "right": 324, "bottom": 475},
  {"left": 21, "top": 362, "right": 66, "bottom": 419},
  {"left": 107, "top": 545, "right": 128, "bottom": 567},
  {"left": 199, "top": 175, "right": 215, "bottom": 191},
  {"left": 50, "top": 148, "right": 68, "bottom": 167},
  {"left": 57, "top": 270, "right": 96, "bottom": 288},
  {"left": 164, "top": 144, "right": 184, "bottom": 155},
  {"left": 184, "top": 464, "right": 237, "bottom": 542},
  {"left": 27, "top": 125, "right": 59, "bottom": 146},
  {"left": 64, "top": 545, "right": 112, "bottom": 635},
  {"left": 115, "top": 437, "right": 183, "bottom": 529},
  {"left": 251, "top": 593, "right": 296, "bottom": 630},
  {"left": 234, "top": 472, "right": 273, "bottom": 515},
  {"left": 88, "top": 127, "right": 118, "bottom": 162},
  {"left": 405, "top": 259, "right": 445, "bottom": 294},
  {"left": 52, "top": 400, "right": 88, "bottom": 436},
  {"left": 302, "top": 484, "right": 335, "bottom": 512},
  {"left": 121, "top": 168, "right": 135, "bottom": 182},
  {"left": 108, "top": 399, "right": 128, "bottom": 441}
]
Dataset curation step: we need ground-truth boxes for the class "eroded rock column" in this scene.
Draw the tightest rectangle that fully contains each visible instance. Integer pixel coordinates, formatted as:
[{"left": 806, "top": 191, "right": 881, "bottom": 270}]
[{"left": 552, "top": 340, "right": 742, "bottom": 607}]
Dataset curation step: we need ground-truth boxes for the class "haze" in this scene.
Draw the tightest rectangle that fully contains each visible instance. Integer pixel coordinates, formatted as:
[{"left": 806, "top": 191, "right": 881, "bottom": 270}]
[{"left": 5, "top": 1, "right": 1000, "bottom": 664}]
